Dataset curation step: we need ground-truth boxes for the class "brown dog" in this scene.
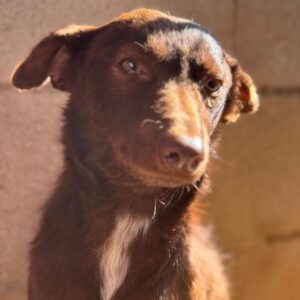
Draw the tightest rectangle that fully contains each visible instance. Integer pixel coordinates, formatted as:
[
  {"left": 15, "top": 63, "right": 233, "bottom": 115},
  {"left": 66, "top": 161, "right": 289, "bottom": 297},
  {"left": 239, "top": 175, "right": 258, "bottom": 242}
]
[{"left": 12, "top": 8, "right": 259, "bottom": 300}]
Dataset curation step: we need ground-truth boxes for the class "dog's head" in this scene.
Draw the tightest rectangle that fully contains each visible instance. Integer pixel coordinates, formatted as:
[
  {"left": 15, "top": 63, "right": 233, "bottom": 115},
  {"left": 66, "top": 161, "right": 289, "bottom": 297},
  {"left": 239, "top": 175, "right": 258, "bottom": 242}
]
[{"left": 12, "top": 9, "right": 259, "bottom": 188}]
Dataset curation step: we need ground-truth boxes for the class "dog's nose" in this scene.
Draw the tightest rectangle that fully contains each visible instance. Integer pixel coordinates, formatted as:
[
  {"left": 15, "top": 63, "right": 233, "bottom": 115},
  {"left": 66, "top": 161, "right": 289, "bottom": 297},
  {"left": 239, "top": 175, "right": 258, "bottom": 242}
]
[{"left": 159, "top": 135, "right": 204, "bottom": 172}]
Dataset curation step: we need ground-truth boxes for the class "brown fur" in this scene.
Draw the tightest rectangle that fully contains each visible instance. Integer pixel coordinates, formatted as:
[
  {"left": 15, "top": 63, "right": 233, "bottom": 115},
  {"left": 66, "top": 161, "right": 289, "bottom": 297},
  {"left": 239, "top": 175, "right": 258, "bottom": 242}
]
[{"left": 12, "top": 8, "right": 258, "bottom": 300}]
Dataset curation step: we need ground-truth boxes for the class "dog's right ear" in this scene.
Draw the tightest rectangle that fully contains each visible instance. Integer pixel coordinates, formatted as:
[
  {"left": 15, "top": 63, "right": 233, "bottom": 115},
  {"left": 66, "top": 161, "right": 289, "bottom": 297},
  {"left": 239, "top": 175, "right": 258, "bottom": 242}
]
[{"left": 11, "top": 25, "right": 97, "bottom": 91}]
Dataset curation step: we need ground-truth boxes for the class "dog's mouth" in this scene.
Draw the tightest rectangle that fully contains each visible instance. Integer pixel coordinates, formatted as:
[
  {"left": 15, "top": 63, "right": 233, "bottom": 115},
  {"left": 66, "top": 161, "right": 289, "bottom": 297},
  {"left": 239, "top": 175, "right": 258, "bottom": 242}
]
[
  {"left": 112, "top": 142, "right": 207, "bottom": 188},
  {"left": 124, "top": 162, "right": 205, "bottom": 188}
]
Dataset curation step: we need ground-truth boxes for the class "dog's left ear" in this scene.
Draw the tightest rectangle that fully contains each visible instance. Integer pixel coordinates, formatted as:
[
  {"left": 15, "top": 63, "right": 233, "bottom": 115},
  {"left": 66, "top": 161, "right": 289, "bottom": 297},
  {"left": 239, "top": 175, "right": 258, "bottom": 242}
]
[{"left": 222, "top": 54, "right": 259, "bottom": 123}]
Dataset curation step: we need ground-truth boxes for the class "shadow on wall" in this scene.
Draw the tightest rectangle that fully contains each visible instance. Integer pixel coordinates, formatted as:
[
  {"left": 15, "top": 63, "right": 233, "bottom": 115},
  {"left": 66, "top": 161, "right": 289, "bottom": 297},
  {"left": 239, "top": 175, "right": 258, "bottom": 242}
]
[{"left": 0, "top": 1, "right": 299, "bottom": 300}]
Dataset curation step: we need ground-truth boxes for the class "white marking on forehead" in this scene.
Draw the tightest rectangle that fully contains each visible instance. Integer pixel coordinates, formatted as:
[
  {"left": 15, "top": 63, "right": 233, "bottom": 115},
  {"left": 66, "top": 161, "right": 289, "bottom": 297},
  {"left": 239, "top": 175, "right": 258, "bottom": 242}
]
[
  {"left": 99, "top": 214, "right": 151, "bottom": 300},
  {"left": 145, "top": 29, "right": 224, "bottom": 69}
]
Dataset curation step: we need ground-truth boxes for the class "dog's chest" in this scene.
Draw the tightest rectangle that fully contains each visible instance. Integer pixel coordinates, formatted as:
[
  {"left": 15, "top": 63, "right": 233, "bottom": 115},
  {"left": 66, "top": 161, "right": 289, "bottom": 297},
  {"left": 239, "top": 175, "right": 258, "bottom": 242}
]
[
  {"left": 97, "top": 217, "right": 229, "bottom": 300},
  {"left": 99, "top": 214, "right": 151, "bottom": 300}
]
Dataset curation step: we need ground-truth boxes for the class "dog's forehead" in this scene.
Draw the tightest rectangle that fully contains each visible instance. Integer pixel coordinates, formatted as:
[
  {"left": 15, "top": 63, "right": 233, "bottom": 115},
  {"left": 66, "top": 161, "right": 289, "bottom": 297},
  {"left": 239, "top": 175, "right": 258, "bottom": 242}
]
[
  {"left": 112, "top": 9, "right": 224, "bottom": 70},
  {"left": 145, "top": 29, "right": 223, "bottom": 65}
]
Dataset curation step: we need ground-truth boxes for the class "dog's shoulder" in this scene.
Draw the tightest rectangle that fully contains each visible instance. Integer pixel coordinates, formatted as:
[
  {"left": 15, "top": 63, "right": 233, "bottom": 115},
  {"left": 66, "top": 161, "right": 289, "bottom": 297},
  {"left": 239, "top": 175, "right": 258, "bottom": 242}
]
[{"left": 187, "top": 224, "right": 230, "bottom": 300}]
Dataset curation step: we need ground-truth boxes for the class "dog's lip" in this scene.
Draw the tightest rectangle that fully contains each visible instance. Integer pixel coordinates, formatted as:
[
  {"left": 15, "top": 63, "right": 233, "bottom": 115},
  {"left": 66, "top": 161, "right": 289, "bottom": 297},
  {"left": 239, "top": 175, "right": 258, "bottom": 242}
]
[{"left": 122, "top": 159, "right": 205, "bottom": 188}]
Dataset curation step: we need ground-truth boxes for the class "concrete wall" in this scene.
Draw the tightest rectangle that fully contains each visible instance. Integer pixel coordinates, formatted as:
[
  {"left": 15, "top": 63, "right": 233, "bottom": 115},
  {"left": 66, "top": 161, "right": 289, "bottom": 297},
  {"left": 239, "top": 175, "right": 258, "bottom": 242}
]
[{"left": 0, "top": 1, "right": 299, "bottom": 299}]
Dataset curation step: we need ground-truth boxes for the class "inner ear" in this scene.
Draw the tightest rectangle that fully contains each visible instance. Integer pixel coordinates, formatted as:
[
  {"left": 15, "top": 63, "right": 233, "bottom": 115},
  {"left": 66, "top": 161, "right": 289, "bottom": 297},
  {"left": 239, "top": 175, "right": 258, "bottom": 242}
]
[
  {"left": 48, "top": 45, "right": 72, "bottom": 91},
  {"left": 11, "top": 37, "right": 64, "bottom": 90},
  {"left": 221, "top": 53, "right": 259, "bottom": 123},
  {"left": 238, "top": 72, "right": 259, "bottom": 114}
]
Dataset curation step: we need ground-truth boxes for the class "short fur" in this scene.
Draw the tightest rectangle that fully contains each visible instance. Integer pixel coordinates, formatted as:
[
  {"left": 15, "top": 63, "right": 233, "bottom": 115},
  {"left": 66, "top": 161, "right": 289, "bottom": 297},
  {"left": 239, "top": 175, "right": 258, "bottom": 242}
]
[{"left": 12, "top": 8, "right": 259, "bottom": 300}]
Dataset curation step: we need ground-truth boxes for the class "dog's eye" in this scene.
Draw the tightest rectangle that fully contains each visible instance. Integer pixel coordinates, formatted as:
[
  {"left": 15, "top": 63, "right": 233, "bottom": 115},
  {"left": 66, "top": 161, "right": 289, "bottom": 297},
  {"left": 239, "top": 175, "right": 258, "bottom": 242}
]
[
  {"left": 121, "top": 59, "right": 138, "bottom": 74},
  {"left": 205, "top": 79, "right": 222, "bottom": 93}
]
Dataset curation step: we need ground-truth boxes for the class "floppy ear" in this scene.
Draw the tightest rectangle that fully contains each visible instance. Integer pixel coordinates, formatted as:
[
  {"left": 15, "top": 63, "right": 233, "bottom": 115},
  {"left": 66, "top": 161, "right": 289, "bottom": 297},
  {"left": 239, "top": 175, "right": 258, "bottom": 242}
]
[
  {"left": 11, "top": 25, "right": 97, "bottom": 91},
  {"left": 222, "top": 54, "right": 259, "bottom": 123}
]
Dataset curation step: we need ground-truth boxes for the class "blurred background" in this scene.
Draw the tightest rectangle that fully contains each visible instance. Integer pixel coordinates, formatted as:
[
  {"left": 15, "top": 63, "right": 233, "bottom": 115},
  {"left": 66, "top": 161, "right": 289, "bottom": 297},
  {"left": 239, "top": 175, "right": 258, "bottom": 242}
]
[{"left": 0, "top": 1, "right": 299, "bottom": 299}]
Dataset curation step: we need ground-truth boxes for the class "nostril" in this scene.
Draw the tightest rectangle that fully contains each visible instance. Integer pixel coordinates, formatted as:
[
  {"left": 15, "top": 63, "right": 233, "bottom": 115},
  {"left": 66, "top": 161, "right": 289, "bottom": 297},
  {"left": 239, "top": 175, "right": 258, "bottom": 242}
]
[
  {"left": 159, "top": 135, "right": 205, "bottom": 171},
  {"left": 163, "top": 151, "right": 181, "bottom": 167},
  {"left": 188, "top": 155, "right": 203, "bottom": 172}
]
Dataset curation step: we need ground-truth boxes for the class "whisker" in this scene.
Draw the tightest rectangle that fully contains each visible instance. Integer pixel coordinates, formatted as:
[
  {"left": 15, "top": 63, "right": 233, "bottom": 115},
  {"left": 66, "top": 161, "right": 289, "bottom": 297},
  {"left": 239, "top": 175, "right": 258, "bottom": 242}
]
[
  {"left": 159, "top": 199, "right": 166, "bottom": 206},
  {"left": 141, "top": 119, "right": 164, "bottom": 129},
  {"left": 209, "top": 147, "right": 219, "bottom": 159},
  {"left": 141, "top": 119, "right": 157, "bottom": 127},
  {"left": 152, "top": 198, "right": 158, "bottom": 220},
  {"left": 165, "top": 189, "right": 176, "bottom": 207},
  {"left": 134, "top": 41, "right": 146, "bottom": 51},
  {"left": 192, "top": 183, "right": 201, "bottom": 193},
  {"left": 176, "top": 186, "right": 185, "bottom": 202}
]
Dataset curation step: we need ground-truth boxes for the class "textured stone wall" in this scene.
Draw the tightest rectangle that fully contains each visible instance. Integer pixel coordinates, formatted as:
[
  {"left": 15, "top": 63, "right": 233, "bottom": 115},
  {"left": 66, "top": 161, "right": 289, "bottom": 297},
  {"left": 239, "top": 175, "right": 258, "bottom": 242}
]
[{"left": 0, "top": 1, "right": 299, "bottom": 299}]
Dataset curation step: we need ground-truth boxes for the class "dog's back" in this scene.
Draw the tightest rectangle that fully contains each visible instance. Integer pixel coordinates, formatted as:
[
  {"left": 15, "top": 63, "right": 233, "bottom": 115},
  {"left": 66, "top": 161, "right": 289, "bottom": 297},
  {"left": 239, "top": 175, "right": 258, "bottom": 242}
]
[{"left": 12, "top": 8, "right": 258, "bottom": 300}]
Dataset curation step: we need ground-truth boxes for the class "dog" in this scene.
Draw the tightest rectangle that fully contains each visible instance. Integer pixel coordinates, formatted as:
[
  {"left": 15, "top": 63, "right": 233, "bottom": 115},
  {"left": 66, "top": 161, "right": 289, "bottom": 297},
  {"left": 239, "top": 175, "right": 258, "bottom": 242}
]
[{"left": 12, "top": 8, "right": 259, "bottom": 300}]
